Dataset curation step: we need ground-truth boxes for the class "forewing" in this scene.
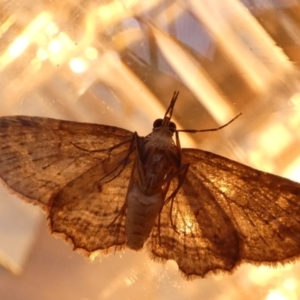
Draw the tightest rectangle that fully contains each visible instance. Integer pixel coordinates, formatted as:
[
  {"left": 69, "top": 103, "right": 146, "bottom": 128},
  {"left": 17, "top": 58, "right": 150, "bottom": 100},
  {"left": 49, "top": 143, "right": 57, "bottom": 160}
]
[
  {"left": 150, "top": 148, "right": 300, "bottom": 278},
  {"left": 49, "top": 149, "right": 135, "bottom": 255},
  {"left": 0, "top": 116, "right": 133, "bottom": 209}
]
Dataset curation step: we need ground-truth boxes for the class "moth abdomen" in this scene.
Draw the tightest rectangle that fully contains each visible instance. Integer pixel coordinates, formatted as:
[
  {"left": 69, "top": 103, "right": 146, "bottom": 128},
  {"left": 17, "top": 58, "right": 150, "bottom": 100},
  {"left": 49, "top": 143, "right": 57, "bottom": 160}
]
[{"left": 125, "top": 182, "right": 163, "bottom": 250}]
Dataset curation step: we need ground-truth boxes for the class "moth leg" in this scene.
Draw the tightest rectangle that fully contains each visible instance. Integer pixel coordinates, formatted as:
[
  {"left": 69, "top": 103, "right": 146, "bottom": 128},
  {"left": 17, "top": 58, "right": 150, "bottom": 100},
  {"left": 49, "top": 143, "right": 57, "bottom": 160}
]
[
  {"left": 163, "top": 164, "right": 189, "bottom": 202},
  {"left": 133, "top": 132, "right": 148, "bottom": 189},
  {"left": 174, "top": 130, "right": 182, "bottom": 162},
  {"left": 97, "top": 134, "right": 137, "bottom": 186},
  {"left": 106, "top": 133, "right": 139, "bottom": 227},
  {"left": 70, "top": 138, "right": 133, "bottom": 155},
  {"left": 157, "top": 128, "right": 189, "bottom": 203},
  {"left": 156, "top": 164, "right": 190, "bottom": 241},
  {"left": 160, "top": 130, "right": 192, "bottom": 233}
]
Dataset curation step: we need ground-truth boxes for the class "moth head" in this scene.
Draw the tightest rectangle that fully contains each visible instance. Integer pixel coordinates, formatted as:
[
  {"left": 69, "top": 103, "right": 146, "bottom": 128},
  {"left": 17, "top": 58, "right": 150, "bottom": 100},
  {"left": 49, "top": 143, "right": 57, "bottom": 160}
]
[
  {"left": 152, "top": 118, "right": 177, "bottom": 133},
  {"left": 152, "top": 91, "right": 179, "bottom": 134}
]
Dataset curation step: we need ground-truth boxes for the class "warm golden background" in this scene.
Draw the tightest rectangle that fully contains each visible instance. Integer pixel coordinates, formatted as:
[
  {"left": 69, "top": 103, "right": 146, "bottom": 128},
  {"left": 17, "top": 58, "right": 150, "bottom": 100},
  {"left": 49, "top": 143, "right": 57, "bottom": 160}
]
[{"left": 1, "top": 0, "right": 300, "bottom": 299}]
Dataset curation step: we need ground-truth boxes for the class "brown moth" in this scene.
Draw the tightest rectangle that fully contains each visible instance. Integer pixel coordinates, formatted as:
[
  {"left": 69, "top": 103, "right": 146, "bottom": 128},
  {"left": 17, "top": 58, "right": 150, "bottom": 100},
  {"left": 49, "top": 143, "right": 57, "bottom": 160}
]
[{"left": 1, "top": 91, "right": 300, "bottom": 279}]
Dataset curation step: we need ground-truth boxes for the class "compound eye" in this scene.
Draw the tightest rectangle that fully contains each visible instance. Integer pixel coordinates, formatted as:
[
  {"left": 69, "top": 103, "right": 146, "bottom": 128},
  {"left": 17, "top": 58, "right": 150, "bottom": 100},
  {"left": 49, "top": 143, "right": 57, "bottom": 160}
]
[
  {"left": 169, "top": 121, "right": 176, "bottom": 133},
  {"left": 153, "top": 118, "right": 163, "bottom": 128}
]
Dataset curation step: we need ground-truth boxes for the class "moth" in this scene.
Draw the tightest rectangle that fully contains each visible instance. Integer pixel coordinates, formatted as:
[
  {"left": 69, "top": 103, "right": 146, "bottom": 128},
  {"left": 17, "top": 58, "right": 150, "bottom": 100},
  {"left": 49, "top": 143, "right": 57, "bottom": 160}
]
[{"left": 1, "top": 91, "right": 300, "bottom": 279}]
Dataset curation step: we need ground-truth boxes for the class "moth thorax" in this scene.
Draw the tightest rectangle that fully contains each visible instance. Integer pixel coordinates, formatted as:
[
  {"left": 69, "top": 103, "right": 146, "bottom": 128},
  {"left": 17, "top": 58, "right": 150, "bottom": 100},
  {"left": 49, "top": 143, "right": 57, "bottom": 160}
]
[{"left": 125, "top": 181, "right": 163, "bottom": 250}]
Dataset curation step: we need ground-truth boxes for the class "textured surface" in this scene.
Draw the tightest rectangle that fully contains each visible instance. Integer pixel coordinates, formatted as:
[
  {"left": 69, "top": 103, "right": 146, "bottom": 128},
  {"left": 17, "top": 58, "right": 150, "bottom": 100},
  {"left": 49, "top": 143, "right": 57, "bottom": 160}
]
[{"left": 1, "top": 116, "right": 300, "bottom": 278}]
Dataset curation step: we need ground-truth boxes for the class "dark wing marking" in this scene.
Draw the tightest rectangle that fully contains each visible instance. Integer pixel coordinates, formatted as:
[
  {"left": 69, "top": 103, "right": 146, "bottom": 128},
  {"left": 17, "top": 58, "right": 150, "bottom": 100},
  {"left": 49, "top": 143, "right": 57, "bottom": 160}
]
[
  {"left": 149, "top": 148, "right": 300, "bottom": 278},
  {"left": 0, "top": 116, "right": 133, "bottom": 209}
]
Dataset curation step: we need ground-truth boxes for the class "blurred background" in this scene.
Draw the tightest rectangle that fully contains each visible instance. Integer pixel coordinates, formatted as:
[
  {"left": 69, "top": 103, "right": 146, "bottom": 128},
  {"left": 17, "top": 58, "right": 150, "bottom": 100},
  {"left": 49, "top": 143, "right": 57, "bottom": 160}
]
[{"left": 1, "top": 0, "right": 300, "bottom": 299}]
